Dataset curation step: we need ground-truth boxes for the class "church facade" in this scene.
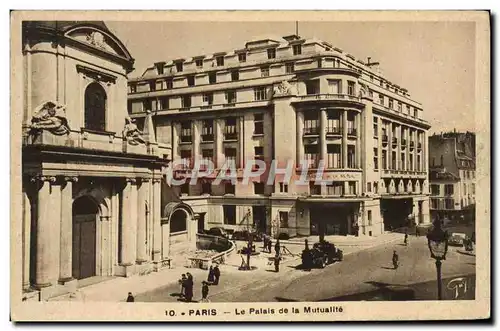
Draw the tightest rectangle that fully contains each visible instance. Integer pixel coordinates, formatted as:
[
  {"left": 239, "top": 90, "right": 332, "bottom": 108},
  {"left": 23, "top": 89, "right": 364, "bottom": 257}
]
[{"left": 20, "top": 21, "right": 195, "bottom": 301}]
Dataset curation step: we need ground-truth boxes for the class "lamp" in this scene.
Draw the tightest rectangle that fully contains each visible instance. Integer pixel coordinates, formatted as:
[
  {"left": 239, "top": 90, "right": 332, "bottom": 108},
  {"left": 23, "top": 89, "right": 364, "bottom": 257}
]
[{"left": 426, "top": 220, "right": 449, "bottom": 299}]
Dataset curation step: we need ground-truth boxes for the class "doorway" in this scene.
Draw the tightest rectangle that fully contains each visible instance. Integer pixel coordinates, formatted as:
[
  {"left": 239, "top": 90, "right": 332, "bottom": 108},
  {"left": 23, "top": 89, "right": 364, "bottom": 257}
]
[
  {"left": 252, "top": 206, "right": 267, "bottom": 233},
  {"left": 72, "top": 196, "right": 98, "bottom": 280},
  {"left": 197, "top": 212, "right": 206, "bottom": 234}
]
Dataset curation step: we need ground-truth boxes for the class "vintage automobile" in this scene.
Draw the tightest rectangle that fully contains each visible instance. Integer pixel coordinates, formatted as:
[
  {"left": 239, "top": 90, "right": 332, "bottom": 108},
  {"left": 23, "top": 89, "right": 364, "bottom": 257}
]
[
  {"left": 302, "top": 241, "right": 343, "bottom": 269},
  {"left": 204, "top": 227, "right": 229, "bottom": 239},
  {"left": 448, "top": 232, "right": 467, "bottom": 246}
]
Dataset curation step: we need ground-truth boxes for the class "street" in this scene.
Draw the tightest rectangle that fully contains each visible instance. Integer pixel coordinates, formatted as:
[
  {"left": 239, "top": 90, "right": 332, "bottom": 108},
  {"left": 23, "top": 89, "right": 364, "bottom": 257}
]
[{"left": 135, "top": 233, "right": 475, "bottom": 302}]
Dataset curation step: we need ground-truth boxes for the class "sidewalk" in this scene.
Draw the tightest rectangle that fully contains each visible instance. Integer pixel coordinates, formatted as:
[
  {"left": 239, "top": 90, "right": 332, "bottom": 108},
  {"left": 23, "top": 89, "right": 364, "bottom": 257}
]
[{"left": 50, "top": 232, "right": 402, "bottom": 302}]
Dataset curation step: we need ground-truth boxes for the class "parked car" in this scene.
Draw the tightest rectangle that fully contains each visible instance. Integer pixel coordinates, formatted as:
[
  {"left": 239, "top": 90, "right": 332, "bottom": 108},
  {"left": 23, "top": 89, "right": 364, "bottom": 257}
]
[
  {"left": 302, "top": 241, "right": 343, "bottom": 269},
  {"left": 231, "top": 230, "right": 264, "bottom": 242},
  {"left": 205, "top": 227, "right": 229, "bottom": 238},
  {"left": 448, "top": 232, "right": 467, "bottom": 246}
]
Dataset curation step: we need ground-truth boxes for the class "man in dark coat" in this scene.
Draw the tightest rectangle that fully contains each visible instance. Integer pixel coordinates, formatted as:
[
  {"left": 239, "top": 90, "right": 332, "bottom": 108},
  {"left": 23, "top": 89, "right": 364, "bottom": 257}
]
[
  {"left": 274, "top": 255, "right": 281, "bottom": 272},
  {"left": 184, "top": 273, "right": 194, "bottom": 302},
  {"left": 207, "top": 266, "right": 215, "bottom": 284},
  {"left": 267, "top": 239, "right": 273, "bottom": 253},
  {"left": 275, "top": 239, "right": 281, "bottom": 256},
  {"left": 213, "top": 265, "right": 221, "bottom": 285},
  {"left": 201, "top": 281, "right": 210, "bottom": 302},
  {"left": 126, "top": 292, "right": 135, "bottom": 302}
]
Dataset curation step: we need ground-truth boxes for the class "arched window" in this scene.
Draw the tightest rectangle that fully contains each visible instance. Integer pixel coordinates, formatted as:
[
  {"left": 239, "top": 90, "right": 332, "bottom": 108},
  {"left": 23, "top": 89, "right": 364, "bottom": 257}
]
[
  {"left": 84, "top": 83, "right": 107, "bottom": 131},
  {"left": 170, "top": 209, "right": 187, "bottom": 233}
]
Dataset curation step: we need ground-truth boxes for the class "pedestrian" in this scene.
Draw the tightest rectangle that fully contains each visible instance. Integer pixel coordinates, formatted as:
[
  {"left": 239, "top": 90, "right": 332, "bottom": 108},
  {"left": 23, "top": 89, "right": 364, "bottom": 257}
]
[
  {"left": 404, "top": 232, "right": 408, "bottom": 246},
  {"left": 213, "top": 264, "right": 221, "bottom": 285},
  {"left": 126, "top": 292, "right": 135, "bottom": 302},
  {"left": 392, "top": 251, "right": 399, "bottom": 270},
  {"left": 184, "top": 273, "right": 194, "bottom": 302},
  {"left": 207, "top": 265, "right": 215, "bottom": 285},
  {"left": 274, "top": 255, "right": 281, "bottom": 272},
  {"left": 267, "top": 238, "right": 273, "bottom": 254},
  {"left": 263, "top": 235, "right": 268, "bottom": 252},
  {"left": 275, "top": 239, "right": 281, "bottom": 256},
  {"left": 179, "top": 273, "right": 187, "bottom": 297},
  {"left": 201, "top": 281, "right": 210, "bottom": 302}
]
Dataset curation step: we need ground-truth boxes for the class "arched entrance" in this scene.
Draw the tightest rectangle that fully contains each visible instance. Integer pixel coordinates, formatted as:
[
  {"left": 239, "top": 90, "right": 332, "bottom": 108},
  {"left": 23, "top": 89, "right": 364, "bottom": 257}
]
[
  {"left": 170, "top": 209, "right": 188, "bottom": 233},
  {"left": 72, "top": 196, "right": 99, "bottom": 280}
]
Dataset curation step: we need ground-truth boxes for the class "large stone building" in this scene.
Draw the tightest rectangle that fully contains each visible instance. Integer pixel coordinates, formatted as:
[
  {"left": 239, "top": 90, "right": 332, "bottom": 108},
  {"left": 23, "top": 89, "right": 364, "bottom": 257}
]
[
  {"left": 428, "top": 131, "right": 476, "bottom": 222},
  {"left": 128, "top": 34, "right": 432, "bottom": 239},
  {"left": 20, "top": 21, "right": 194, "bottom": 301}
]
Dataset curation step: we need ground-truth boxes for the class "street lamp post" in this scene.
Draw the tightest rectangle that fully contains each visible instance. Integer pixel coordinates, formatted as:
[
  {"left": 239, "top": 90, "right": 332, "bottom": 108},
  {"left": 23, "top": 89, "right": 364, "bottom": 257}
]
[{"left": 426, "top": 220, "right": 449, "bottom": 300}]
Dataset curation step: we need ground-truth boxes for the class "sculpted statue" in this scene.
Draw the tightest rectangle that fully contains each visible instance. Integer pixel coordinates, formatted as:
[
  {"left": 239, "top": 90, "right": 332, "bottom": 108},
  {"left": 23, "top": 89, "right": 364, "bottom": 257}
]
[
  {"left": 122, "top": 117, "right": 146, "bottom": 145},
  {"left": 273, "top": 80, "right": 297, "bottom": 97},
  {"left": 30, "top": 101, "right": 70, "bottom": 135}
]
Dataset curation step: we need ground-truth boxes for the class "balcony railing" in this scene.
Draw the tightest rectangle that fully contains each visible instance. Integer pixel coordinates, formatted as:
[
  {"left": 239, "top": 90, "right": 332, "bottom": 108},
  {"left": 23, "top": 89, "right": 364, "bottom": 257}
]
[
  {"left": 392, "top": 137, "right": 398, "bottom": 146},
  {"left": 201, "top": 133, "right": 214, "bottom": 142},
  {"left": 417, "top": 142, "right": 422, "bottom": 150},
  {"left": 409, "top": 141, "right": 415, "bottom": 150},
  {"left": 326, "top": 127, "right": 342, "bottom": 135},
  {"left": 401, "top": 138, "right": 407, "bottom": 149},
  {"left": 382, "top": 134, "right": 388, "bottom": 144},
  {"left": 304, "top": 127, "right": 320, "bottom": 135},
  {"left": 296, "top": 94, "right": 362, "bottom": 103},
  {"left": 347, "top": 128, "right": 357, "bottom": 136},
  {"left": 180, "top": 135, "right": 192, "bottom": 143},
  {"left": 224, "top": 132, "right": 238, "bottom": 141}
]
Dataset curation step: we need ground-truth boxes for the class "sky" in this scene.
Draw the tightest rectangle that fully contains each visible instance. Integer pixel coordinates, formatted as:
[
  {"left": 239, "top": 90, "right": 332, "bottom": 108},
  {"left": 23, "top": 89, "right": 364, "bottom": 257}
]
[{"left": 106, "top": 21, "right": 476, "bottom": 134}]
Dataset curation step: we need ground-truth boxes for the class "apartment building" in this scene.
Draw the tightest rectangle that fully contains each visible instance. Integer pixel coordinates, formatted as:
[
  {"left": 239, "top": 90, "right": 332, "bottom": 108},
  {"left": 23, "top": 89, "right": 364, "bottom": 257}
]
[
  {"left": 429, "top": 131, "right": 476, "bottom": 222},
  {"left": 128, "top": 34, "right": 432, "bottom": 239}
]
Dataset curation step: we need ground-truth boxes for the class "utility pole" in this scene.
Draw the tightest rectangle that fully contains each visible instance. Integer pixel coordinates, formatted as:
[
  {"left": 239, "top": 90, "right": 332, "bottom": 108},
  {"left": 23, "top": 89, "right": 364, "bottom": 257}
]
[{"left": 295, "top": 21, "right": 299, "bottom": 35}]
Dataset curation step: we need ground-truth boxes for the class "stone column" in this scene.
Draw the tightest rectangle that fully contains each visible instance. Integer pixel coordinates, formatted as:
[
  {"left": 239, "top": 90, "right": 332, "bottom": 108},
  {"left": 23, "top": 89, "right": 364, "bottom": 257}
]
[
  {"left": 120, "top": 178, "right": 138, "bottom": 266},
  {"left": 172, "top": 122, "right": 179, "bottom": 162},
  {"left": 423, "top": 131, "right": 428, "bottom": 174},
  {"left": 33, "top": 176, "right": 58, "bottom": 289},
  {"left": 59, "top": 176, "right": 78, "bottom": 284},
  {"left": 387, "top": 122, "right": 393, "bottom": 169},
  {"left": 136, "top": 178, "right": 149, "bottom": 264},
  {"left": 320, "top": 109, "right": 327, "bottom": 166},
  {"left": 342, "top": 110, "right": 348, "bottom": 168},
  {"left": 22, "top": 180, "right": 31, "bottom": 290},
  {"left": 214, "top": 119, "right": 224, "bottom": 168},
  {"left": 193, "top": 121, "right": 201, "bottom": 168},
  {"left": 239, "top": 116, "right": 245, "bottom": 169},
  {"left": 356, "top": 113, "right": 361, "bottom": 169},
  {"left": 152, "top": 178, "right": 162, "bottom": 263},
  {"left": 296, "top": 110, "right": 304, "bottom": 167}
]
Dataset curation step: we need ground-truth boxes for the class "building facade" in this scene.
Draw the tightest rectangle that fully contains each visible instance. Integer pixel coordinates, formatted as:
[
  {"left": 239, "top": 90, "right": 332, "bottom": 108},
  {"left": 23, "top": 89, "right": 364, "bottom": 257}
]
[
  {"left": 429, "top": 131, "right": 476, "bottom": 222},
  {"left": 20, "top": 21, "right": 194, "bottom": 301},
  {"left": 128, "top": 35, "right": 432, "bottom": 239}
]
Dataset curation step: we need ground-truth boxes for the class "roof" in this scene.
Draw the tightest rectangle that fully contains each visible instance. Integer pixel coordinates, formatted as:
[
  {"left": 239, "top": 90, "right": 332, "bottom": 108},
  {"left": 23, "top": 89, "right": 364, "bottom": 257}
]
[{"left": 22, "top": 21, "right": 111, "bottom": 34}]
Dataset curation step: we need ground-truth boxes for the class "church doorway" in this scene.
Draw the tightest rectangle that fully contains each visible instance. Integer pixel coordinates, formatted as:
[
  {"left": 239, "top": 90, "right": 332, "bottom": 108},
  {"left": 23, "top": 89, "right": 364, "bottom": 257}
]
[{"left": 72, "top": 196, "right": 98, "bottom": 280}]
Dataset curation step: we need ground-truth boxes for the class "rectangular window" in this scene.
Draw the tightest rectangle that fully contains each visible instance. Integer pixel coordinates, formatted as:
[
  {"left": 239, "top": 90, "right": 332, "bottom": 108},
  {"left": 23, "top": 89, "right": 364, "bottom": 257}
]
[
  {"left": 224, "top": 118, "right": 237, "bottom": 140},
  {"left": 347, "top": 145, "right": 356, "bottom": 168},
  {"left": 292, "top": 44, "right": 302, "bottom": 55},
  {"left": 180, "top": 121, "right": 192, "bottom": 143},
  {"left": 409, "top": 154, "right": 414, "bottom": 171},
  {"left": 348, "top": 181, "right": 356, "bottom": 195},
  {"left": 195, "top": 58, "right": 204, "bottom": 68},
  {"left": 279, "top": 211, "right": 289, "bottom": 228},
  {"left": 374, "top": 148, "right": 379, "bottom": 170},
  {"left": 347, "top": 81, "right": 355, "bottom": 96},
  {"left": 159, "top": 96, "right": 169, "bottom": 110},
  {"left": 225, "top": 90, "right": 237, "bottom": 104},
  {"left": 310, "top": 181, "right": 321, "bottom": 195},
  {"left": 180, "top": 150, "right": 192, "bottom": 169},
  {"left": 175, "top": 61, "right": 183, "bottom": 72},
  {"left": 216, "top": 56, "right": 224, "bottom": 66},
  {"left": 238, "top": 52, "right": 247, "bottom": 63},
  {"left": 391, "top": 151, "right": 397, "bottom": 170},
  {"left": 472, "top": 183, "right": 475, "bottom": 194},
  {"left": 201, "top": 149, "right": 213, "bottom": 167},
  {"left": 202, "top": 93, "right": 213, "bottom": 105},
  {"left": 304, "top": 112, "right": 319, "bottom": 135},
  {"left": 373, "top": 121, "right": 378, "bottom": 137},
  {"left": 231, "top": 70, "right": 239, "bottom": 81},
  {"left": 406, "top": 104, "right": 411, "bottom": 115},
  {"left": 187, "top": 75, "right": 195, "bottom": 87},
  {"left": 254, "top": 87, "right": 268, "bottom": 101},
  {"left": 223, "top": 205, "right": 236, "bottom": 224},
  {"left": 267, "top": 48, "right": 276, "bottom": 59},
  {"left": 254, "top": 182, "right": 265, "bottom": 195},
  {"left": 209, "top": 72, "right": 217, "bottom": 84},
  {"left": 149, "top": 80, "right": 156, "bottom": 92},
  {"left": 166, "top": 79, "right": 173, "bottom": 89},
  {"left": 431, "top": 185, "right": 440, "bottom": 196},
  {"left": 326, "top": 182, "right": 343, "bottom": 196},
  {"left": 382, "top": 150, "right": 388, "bottom": 169},
  {"left": 327, "top": 144, "right": 341, "bottom": 169},
  {"left": 389, "top": 98, "right": 394, "bottom": 109},
  {"left": 304, "top": 144, "right": 319, "bottom": 168},
  {"left": 445, "top": 184, "right": 454, "bottom": 195},
  {"left": 374, "top": 182, "right": 378, "bottom": 194},
  {"left": 181, "top": 95, "right": 191, "bottom": 108},
  {"left": 201, "top": 120, "right": 214, "bottom": 141},
  {"left": 285, "top": 62, "right": 295, "bottom": 73},
  {"left": 379, "top": 94, "right": 384, "bottom": 105},
  {"left": 306, "top": 80, "right": 320, "bottom": 95},
  {"left": 202, "top": 182, "right": 211, "bottom": 195},
  {"left": 279, "top": 183, "right": 288, "bottom": 193},
  {"left": 328, "top": 80, "right": 341, "bottom": 94},
  {"left": 261, "top": 66, "right": 270, "bottom": 77},
  {"left": 367, "top": 182, "right": 372, "bottom": 192},
  {"left": 445, "top": 199, "right": 454, "bottom": 210},
  {"left": 224, "top": 147, "right": 237, "bottom": 167},
  {"left": 129, "top": 84, "right": 137, "bottom": 93},
  {"left": 368, "top": 210, "right": 372, "bottom": 226},
  {"left": 142, "top": 99, "right": 152, "bottom": 112},
  {"left": 401, "top": 153, "right": 405, "bottom": 170},
  {"left": 326, "top": 110, "right": 341, "bottom": 134},
  {"left": 398, "top": 102, "right": 402, "bottom": 112},
  {"left": 254, "top": 113, "right": 264, "bottom": 134},
  {"left": 414, "top": 109, "right": 418, "bottom": 118},
  {"left": 254, "top": 146, "right": 264, "bottom": 160}
]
